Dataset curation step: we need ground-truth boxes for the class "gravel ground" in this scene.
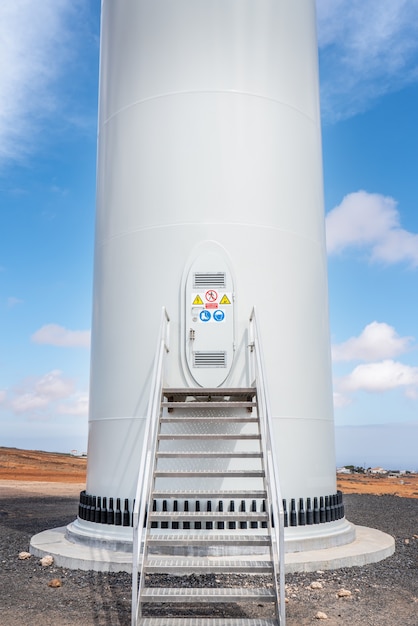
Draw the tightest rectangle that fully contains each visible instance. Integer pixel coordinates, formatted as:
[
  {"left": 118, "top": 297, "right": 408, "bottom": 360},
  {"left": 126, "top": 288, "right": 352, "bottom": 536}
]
[{"left": 0, "top": 491, "right": 417, "bottom": 625}]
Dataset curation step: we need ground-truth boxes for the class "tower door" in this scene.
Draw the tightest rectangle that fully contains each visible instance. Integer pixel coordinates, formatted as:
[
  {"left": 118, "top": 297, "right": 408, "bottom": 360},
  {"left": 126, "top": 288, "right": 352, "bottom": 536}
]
[{"left": 184, "top": 245, "right": 235, "bottom": 387}]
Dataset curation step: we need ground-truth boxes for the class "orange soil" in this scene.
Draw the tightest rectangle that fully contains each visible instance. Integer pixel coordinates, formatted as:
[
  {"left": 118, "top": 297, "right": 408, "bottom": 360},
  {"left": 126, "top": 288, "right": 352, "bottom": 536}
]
[
  {"left": 337, "top": 472, "right": 418, "bottom": 499},
  {"left": 0, "top": 447, "right": 417, "bottom": 498},
  {"left": 0, "top": 447, "right": 86, "bottom": 484}
]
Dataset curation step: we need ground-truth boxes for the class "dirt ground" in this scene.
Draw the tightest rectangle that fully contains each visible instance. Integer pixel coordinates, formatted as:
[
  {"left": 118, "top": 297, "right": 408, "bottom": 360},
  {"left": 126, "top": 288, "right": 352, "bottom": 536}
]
[
  {"left": 0, "top": 447, "right": 87, "bottom": 484},
  {"left": 336, "top": 472, "right": 418, "bottom": 499},
  {"left": 1, "top": 446, "right": 417, "bottom": 498},
  {"left": 1, "top": 448, "right": 417, "bottom": 625}
]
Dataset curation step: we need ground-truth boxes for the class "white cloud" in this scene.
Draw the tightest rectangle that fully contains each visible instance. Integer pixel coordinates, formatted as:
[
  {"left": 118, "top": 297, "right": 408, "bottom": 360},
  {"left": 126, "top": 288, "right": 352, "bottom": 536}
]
[
  {"left": 7, "top": 297, "right": 24, "bottom": 308},
  {"left": 0, "top": 0, "right": 85, "bottom": 164},
  {"left": 10, "top": 393, "right": 50, "bottom": 414},
  {"left": 333, "top": 391, "right": 352, "bottom": 409},
  {"left": 317, "top": 0, "right": 418, "bottom": 120},
  {"left": 5, "top": 370, "right": 87, "bottom": 420},
  {"left": 332, "top": 322, "right": 414, "bottom": 362},
  {"left": 31, "top": 324, "right": 91, "bottom": 348},
  {"left": 34, "top": 369, "right": 74, "bottom": 399},
  {"left": 58, "top": 393, "right": 89, "bottom": 417},
  {"left": 338, "top": 360, "right": 418, "bottom": 395},
  {"left": 326, "top": 191, "right": 418, "bottom": 267},
  {"left": 0, "top": 390, "right": 6, "bottom": 404}
]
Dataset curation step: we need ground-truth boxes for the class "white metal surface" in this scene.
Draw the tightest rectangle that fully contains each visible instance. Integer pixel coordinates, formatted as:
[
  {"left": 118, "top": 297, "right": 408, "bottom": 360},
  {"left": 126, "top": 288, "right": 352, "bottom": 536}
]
[
  {"left": 184, "top": 242, "right": 235, "bottom": 387},
  {"left": 84, "top": 0, "right": 338, "bottom": 551}
]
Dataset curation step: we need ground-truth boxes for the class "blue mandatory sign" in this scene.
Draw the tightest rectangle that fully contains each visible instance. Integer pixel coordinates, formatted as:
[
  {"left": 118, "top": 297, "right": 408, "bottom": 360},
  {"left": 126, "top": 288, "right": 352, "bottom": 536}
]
[
  {"left": 213, "top": 309, "right": 225, "bottom": 322},
  {"left": 199, "top": 309, "right": 211, "bottom": 322}
]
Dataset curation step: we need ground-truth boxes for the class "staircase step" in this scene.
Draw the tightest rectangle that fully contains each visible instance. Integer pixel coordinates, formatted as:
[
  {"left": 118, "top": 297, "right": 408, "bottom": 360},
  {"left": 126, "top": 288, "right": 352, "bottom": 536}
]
[
  {"left": 134, "top": 386, "right": 282, "bottom": 625},
  {"left": 141, "top": 617, "right": 279, "bottom": 626},
  {"left": 140, "top": 587, "right": 275, "bottom": 602},
  {"left": 147, "top": 534, "right": 271, "bottom": 547},
  {"left": 162, "top": 401, "right": 256, "bottom": 409},
  {"left": 161, "top": 416, "right": 259, "bottom": 423},
  {"left": 158, "top": 434, "right": 261, "bottom": 440},
  {"left": 156, "top": 452, "right": 262, "bottom": 459},
  {"left": 149, "top": 512, "right": 268, "bottom": 522},
  {"left": 151, "top": 490, "right": 267, "bottom": 499},
  {"left": 153, "top": 470, "right": 265, "bottom": 478},
  {"left": 144, "top": 558, "right": 273, "bottom": 573},
  {"left": 163, "top": 388, "right": 256, "bottom": 397}
]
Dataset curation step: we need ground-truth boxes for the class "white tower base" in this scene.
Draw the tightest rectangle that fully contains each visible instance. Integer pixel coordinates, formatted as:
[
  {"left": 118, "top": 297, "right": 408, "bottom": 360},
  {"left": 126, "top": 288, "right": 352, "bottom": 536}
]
[{"left": 30, "top": 522, "right": 394, "bottom": 573}]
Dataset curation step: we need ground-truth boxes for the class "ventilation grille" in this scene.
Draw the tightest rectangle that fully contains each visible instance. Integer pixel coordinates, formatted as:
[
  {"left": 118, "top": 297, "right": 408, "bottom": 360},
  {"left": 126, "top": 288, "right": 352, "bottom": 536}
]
[
  {"left": 193, "top": 351, "right": 227, "bottom": 368},
  {"left": 193, "top": 272, "right": 226, "bottom": 289}
]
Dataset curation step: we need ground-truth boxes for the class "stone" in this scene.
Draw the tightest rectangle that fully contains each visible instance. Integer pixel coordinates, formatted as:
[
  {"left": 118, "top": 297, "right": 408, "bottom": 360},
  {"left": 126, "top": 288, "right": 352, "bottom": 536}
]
[
  {"left": 40, "top": 555, "right": 54, "bottom": 567},
  {"left": 18, "top": 551, "right": 31, "bottom": 560},
  {"left": 48, "top": 578, "right": 62, "bottom": 588},
  {"left": 315, "top": 611, "right": 328, "bottom": 620},
  {"left": 310, "top": 581, "right": 324, "bottom": 589},
  {"left": 337, "top": 588, "right": 352, "bottom": 598}
]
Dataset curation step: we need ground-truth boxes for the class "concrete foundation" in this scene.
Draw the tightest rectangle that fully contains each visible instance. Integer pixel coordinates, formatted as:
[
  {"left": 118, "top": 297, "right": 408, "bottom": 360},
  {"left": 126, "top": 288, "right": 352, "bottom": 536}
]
[{"left": 30, "top": 523, "right": 395, "bottom": 574}]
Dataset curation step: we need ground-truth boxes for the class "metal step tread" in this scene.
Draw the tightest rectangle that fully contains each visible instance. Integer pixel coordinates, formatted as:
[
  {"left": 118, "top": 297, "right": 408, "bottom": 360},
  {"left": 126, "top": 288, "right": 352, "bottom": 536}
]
[
  {"left": 153, "top": 470, "right": 265, "bottom": 478},
  {"left": 140, "top": 587, "right": 276, "bottom": 601},
  {"left": 147, "top": 534, "right": 271, "bottom": 546},
  {"left": 161, "top": 416, "right": 259, "bottom": 423},
  {"left": 163, "top": 388, "right": 256, "bottom": 396},
  {"left": 144, "top": 558, "right": 273, "bottom": 572},
  {"left": 149, "top": 511, "right": 268, "bottom": 521},
  {"left": 156, "top": 452, "right": 262, "bottom": 458},
  {"left": 162, "top": 401, "right": 257, "bottom": 409},
  {"left": 158, "top": 434, "right": 261, "bottom": 440},
  {"left": 140, "top": 619, "right": 278, "bottom": 625},
  {"left": 152, "top": 490, "right": 267, "bottom": 499}
]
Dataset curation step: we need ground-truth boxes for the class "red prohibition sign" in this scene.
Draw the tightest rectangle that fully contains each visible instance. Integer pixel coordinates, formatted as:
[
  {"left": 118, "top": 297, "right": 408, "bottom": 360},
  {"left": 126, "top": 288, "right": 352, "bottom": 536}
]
[{"left": 205, "top": 289, "right": 218, "bottom": 302}]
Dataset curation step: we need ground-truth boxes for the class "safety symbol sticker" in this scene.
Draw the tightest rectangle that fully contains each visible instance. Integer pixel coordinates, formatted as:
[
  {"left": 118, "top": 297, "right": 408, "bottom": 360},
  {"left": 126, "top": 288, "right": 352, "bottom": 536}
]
[
  {"left": 192, "top": 294, "right": 204, "bottom": 305},
  {"left": 199, "top": 310, "right": 211, "bottom": 322},
  {"left": 205, "top": 289, "right": 218, "bottom": 303},
  {"left": 220, "top": 294, "right": 231, "bottom": 305},
  {"left": 213, "top": 309, "right": 225, "bottom": 322}
]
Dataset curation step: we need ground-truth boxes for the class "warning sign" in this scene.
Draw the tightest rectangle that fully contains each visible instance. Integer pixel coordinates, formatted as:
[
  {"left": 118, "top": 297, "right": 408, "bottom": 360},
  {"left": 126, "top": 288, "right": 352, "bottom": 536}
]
[
  {"left": 220, "top": 294, "right": 231, "bottom": 305},
  {"left": 192, "top": 294, "right": 204, "bottom": 305},
  {"left": 205, "top": 289, "right": 218, "bottom": 303}
]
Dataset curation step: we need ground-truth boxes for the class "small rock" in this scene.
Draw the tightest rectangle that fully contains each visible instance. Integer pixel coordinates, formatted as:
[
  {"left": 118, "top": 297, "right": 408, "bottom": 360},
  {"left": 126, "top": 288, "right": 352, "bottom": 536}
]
[
  {"left": 48, "top": 578, "right": 62, "bottom": 588},
  {"left": 404, "top": 539, "right": 410, "bottom": 545},
  {"left": 315, "top": 611, "right": 328, "bottom": 620},
  {"left": 337, "top": 588, "right": 352, "bottom": 598},
  {"left": 310, "top": 581, "right": 324, "bottom": 589},
  {"left": 18, "top": 551, "right": 31, "bottom": 560},
  {"left": 40, "top": 555, "right": 54, "bottom": 567}
]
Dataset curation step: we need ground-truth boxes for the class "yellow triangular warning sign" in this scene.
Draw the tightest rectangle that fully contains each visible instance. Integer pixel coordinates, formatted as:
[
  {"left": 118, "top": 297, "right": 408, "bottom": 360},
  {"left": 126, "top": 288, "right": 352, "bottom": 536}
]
[
  {"left": 193, "top": 294, "right": 204, "bottom": 305},
  {"left": 220, "top": 294, "right": 231, "bottom": 305}
]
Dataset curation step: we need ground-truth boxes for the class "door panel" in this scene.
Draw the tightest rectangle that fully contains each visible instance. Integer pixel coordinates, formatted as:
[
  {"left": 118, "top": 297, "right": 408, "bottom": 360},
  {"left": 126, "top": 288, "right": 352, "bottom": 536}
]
[{"left": 184, "top": 245, "right": 235, "bottom": 387}]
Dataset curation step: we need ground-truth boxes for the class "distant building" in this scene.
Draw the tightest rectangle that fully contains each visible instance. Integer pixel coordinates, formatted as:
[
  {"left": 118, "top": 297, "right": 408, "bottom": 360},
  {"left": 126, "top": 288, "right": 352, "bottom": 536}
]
[{"left": 370, "top": 467, "right": 387, "bottom": 475}]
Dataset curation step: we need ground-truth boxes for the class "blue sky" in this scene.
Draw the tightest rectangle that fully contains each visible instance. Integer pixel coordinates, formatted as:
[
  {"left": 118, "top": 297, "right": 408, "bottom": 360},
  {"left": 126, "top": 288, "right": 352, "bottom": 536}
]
[{"left": 1, "top": 1, "right": 417, "bottom": 470}]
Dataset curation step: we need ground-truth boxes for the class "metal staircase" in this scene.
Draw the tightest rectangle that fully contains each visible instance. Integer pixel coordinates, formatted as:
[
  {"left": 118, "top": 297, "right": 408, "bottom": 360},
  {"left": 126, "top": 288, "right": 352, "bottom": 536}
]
[{"left": 132, "top": 308, "right": 285, "bottom": 625}]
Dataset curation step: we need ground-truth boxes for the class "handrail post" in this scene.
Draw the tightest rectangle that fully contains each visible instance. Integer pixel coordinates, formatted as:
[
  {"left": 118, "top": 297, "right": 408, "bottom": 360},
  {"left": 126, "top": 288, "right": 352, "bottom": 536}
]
[
  {"left": 131, "top": 307, "right": 170, "bottom": 626},
  {"left": 249, "top": 306, "right": 286, "bottom": 625}
]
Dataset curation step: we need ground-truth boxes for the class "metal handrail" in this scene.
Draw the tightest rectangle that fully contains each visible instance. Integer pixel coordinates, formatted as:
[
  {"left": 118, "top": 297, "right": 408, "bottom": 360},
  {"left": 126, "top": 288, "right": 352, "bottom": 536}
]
[
  {"left": 131, "top": 307, "right": 170, "bottom": 626},
  {"left": 249, "top": 307, "right": 286, "bottom": 626}
]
